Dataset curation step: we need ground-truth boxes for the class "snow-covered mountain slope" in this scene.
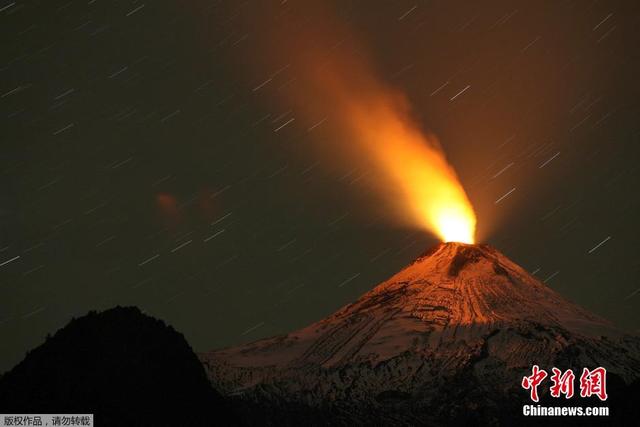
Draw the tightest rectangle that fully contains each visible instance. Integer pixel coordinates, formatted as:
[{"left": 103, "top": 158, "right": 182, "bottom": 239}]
[{"left": 200, "top": 243, "right": 640, "bottom": 424}]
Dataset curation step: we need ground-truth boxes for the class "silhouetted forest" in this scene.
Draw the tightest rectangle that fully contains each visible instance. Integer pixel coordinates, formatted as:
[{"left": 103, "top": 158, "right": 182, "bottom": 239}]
[{"left": 0, "top": 306, "right": 234, "bottom": 426}]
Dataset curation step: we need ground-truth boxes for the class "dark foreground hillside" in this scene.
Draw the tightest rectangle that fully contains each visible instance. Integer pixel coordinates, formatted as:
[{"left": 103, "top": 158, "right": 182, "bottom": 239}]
[{"left": 0, "top": 306, "right": 234, "bottom": 426}]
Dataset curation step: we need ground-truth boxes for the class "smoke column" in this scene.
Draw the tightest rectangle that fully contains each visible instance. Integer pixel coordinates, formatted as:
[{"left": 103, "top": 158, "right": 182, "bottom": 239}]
[{"left": 241, "top": 2, "right": 476, "bottom": 243}]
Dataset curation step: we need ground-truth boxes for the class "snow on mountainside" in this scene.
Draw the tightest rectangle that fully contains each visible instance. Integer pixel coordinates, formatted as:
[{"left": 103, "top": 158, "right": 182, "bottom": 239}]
[{"left": 200, "top": 243, "right": 640, "bottom": 424}]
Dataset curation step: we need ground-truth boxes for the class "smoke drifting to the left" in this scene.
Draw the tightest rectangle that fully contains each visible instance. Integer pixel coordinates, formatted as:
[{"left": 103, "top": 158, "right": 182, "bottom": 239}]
[{"left": 237, "top": 2, "right": 476, "bottom": 244}]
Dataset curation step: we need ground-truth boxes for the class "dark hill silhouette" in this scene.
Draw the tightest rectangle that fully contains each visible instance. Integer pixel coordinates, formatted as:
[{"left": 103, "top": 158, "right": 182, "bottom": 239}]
[{"left": 0, "top": 306, "right": 233, "bottom": 426}]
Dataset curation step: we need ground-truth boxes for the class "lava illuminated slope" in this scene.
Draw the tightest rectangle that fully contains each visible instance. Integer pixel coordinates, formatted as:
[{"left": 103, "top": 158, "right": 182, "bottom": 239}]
[{"left": 201, "top": 243, "right": 640, "bottom": 424}]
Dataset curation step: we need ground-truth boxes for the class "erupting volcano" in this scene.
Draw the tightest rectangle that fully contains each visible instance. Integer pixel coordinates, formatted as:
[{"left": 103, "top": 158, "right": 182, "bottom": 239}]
[{"left": 201, "top": 242, "right": 640, "bottom": 425}]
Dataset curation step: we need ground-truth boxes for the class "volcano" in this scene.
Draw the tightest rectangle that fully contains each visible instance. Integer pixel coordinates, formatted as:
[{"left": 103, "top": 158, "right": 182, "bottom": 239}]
[{"left": 201, "top": 243, "right": 640, "bottom": 425}]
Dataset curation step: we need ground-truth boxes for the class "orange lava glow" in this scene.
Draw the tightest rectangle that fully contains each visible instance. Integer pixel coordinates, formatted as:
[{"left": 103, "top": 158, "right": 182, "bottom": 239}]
[
  {"left": 308, "top": 58, "right": 477, "bottom": 244},
  {"left": 243, "top": 3, "right": 477, "bottom": 243},
  {"left": 352, "top": 103, "right": 476, "bottom": 244}
]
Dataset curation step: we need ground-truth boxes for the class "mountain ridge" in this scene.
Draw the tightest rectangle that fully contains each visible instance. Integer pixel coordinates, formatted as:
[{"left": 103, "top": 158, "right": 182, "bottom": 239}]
[
  {"left": 201, "top": 242, "right": 640, "bottom": 425},
  {"left": 0, "top": 306, "right": 234, "bottom": 426}
]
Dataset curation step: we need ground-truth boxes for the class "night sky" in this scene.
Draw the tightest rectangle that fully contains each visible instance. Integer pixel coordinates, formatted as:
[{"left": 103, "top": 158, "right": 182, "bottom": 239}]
[{"left": 1, "top": 0, "right": 639, "bottom": 373}]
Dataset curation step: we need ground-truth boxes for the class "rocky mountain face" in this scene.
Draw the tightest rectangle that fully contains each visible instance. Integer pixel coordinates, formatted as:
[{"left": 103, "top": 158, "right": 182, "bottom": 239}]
[{"left": 201, "top": 242, "right": 640, "bottom": 425}]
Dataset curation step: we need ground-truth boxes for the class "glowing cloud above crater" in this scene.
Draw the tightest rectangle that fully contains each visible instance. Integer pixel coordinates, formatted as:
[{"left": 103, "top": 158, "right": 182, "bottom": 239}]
[
  {"left": 432, "top": 205, "right": 476, "bottom": 244},
  {"left": 243, "top": 2, "right": 477, "bottom": 244},
  {"left": 321, "top": 69, "right": 477, "bottom": 245}
]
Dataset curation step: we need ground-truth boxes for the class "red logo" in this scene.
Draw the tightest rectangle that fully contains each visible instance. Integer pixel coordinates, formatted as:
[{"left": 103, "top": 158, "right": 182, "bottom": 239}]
[
  {"left": 521, "top": 365, "right": 548, "bottom": 402},
  {"left": 521, "top": 366, "right": 608, "bottom": 402},
  {"left": 579, "top": 367, "right": 608, "bottom": 401},
  {"left": 550, "top": 368, "right": 575, "bottom": 399}
]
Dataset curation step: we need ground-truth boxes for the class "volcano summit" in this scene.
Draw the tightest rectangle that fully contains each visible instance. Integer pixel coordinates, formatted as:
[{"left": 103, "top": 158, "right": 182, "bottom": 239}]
[{"left": 201, "top": 243, "right": 640, "bottom": 425}]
